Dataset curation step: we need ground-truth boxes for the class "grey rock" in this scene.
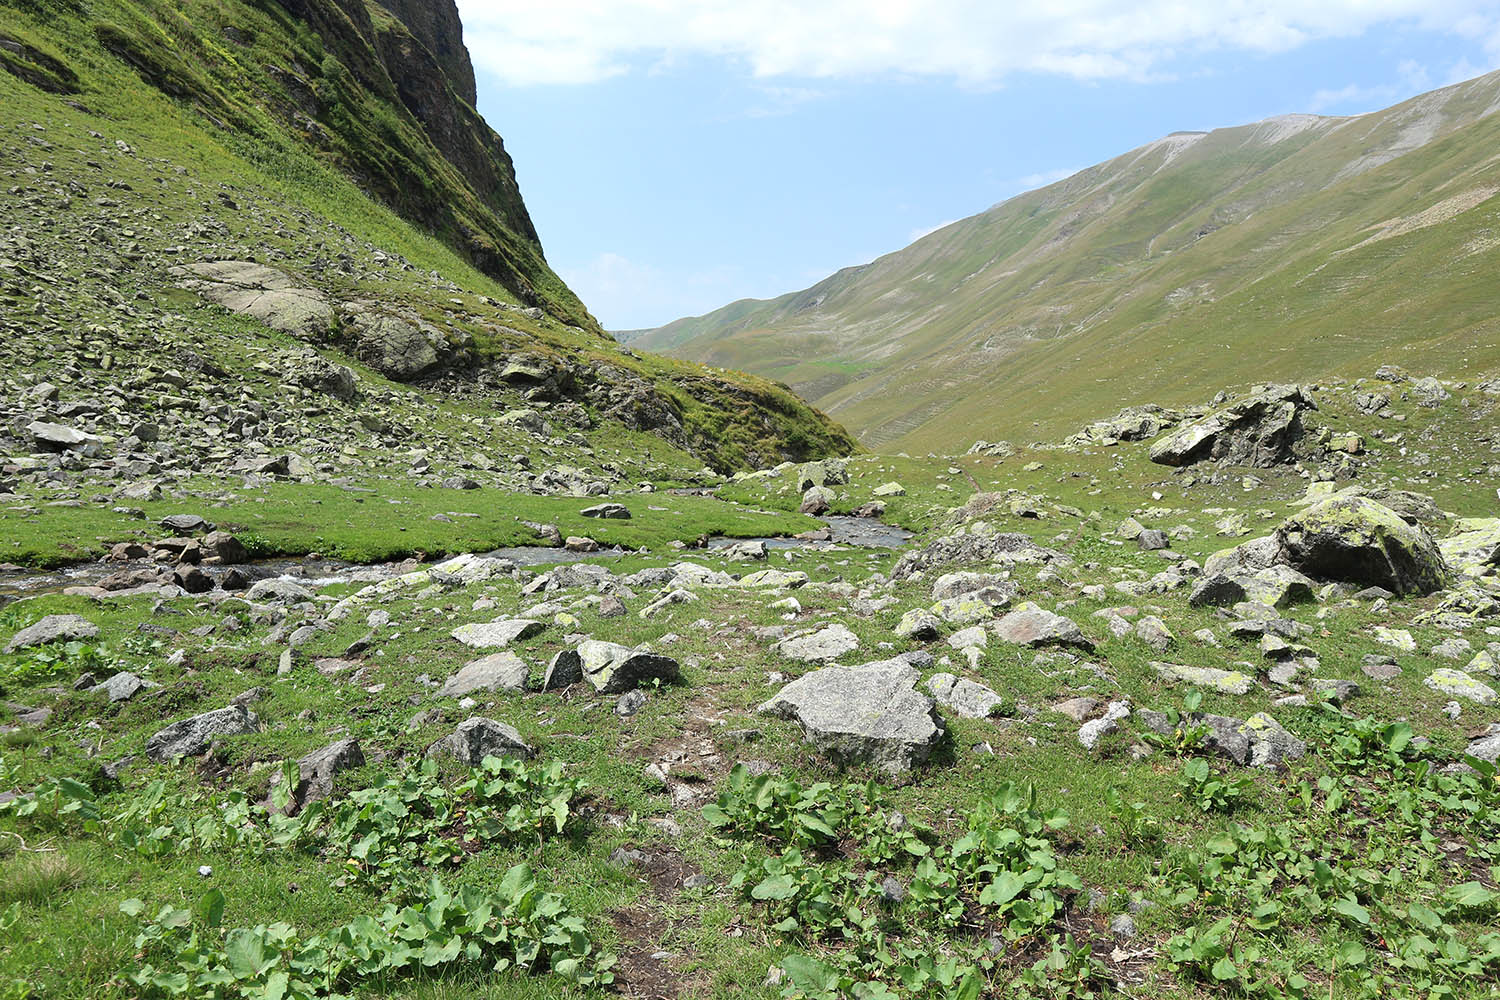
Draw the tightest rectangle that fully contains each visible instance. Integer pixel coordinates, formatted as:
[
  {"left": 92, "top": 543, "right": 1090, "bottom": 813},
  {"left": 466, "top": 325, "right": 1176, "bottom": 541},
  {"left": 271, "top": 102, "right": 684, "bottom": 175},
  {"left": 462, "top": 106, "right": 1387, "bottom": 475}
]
[
  {"left": 1149, "top": 384, "right": 1315, "bottom": 468},
  {"left": 758, "top": 658, "right": 945, "bottom": 774},
  {"left": 161, "top": 514, "right": 210, "bottom": 534},
  {"left": 1308, "top": 678, "right": 1359, "bottom": 704},
  {"left": 90, "top": 671, "right": 159, "bottom": 703},
  {"left": 775, "top": 624, "right": 859, "bottom": 662},
  {"left": 581, "top": 502, "right": 631, "bottom": 519},
  {"left": 28, "top": 420, "right": 103, "bottom": 454},
  {"left": 542, "top": 649, "right": 584, "bottom": 690},
  {"left": 1423, "top": 668, "right": 1496, "bottom": 705},
  {"left": 146, "top": 705, "right": 258, "bottom": 761},
  {"left": 425, "top": 717, "right": 533, "bottom": 765},
  {"left": 615, "top": 690, "right": 648, "bottom": 717},
  {"left": 576, "top": 640, "right": 681, "bottom": 694},
  {"left": 450, "top": 618, "right": 544, "bottom": 649},
  {"left": 244, "top": 579, "right": 314, "bottom": 605},
  {"left": 173, "top": 260, "right": 335, "bottom": 340},
  {"left": 994, "top": 605, "right": 1094, "bottom": 652},
  {"left": 1137, "top": 529, "right": 1169, "bottom": 551},
  {"left": 439, "top": 651, "right": 529, "bottom": 697},
  {"left": 353, "top": 313, "right": 439, "bottom": 379},
  {"left": 4, "top": 614, "right": 99, "bottom": 653},
  {"left": 895, "top": 609, "right": 941, "bottom": 641},
  {"left": 1277, "top": 496, "right": 1449, "bottom": 596},
  {"left": 926, "top": 672, "right": 1004, "bottom": 718},
  {"left": 276, "top": 738, "right": 364, "bottom": 813},
  {"left": 1136, "top": 709, "right": 1305, "bottom": 768}
]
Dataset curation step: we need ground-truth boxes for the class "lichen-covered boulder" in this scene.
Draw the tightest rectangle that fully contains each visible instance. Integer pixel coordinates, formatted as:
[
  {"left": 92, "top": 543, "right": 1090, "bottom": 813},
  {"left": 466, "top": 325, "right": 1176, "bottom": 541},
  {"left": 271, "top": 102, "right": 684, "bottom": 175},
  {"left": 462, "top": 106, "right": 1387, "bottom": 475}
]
[
  {"left": 1440, "top": 518, "right": 1500, "bottom": 578},
  {"left": 1276, "top": 496, "right": 1449, "bottom": 596}
]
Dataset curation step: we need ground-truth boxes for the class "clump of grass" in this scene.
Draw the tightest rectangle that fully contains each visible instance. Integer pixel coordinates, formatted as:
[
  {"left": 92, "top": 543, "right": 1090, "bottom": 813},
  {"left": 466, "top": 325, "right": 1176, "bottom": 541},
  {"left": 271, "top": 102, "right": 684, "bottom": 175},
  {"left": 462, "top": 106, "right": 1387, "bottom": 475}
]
[{"left": 0, "top": 850, "right": 85, "bottom": 905}]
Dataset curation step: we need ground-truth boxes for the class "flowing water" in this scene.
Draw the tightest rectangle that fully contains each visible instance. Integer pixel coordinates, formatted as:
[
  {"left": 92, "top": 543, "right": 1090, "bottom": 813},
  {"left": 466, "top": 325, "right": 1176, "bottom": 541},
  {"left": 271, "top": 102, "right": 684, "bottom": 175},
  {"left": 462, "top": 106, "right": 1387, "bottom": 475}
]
[{"left": 0, "top": 512, "right": 912, "bottom": 605}]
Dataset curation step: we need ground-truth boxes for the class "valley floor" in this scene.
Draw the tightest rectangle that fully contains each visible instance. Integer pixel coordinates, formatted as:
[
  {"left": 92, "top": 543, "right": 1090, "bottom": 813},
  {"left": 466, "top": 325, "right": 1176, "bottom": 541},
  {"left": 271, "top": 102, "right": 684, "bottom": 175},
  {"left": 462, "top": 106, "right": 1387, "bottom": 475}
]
[{"left": 3, "top": 373, "right": 1500, "bottom": 999}]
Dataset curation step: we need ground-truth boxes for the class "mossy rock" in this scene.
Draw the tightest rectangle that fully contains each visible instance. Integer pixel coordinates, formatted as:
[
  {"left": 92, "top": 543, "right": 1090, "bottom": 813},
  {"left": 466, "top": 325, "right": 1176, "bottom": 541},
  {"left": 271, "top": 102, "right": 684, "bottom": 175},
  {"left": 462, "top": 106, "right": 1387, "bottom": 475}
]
[
  {"left": 1277, "top": 496, "right": 1449, "bottom": 596},
  {"left": 0, "top": 31, "right": 80, "bottom": 93}
]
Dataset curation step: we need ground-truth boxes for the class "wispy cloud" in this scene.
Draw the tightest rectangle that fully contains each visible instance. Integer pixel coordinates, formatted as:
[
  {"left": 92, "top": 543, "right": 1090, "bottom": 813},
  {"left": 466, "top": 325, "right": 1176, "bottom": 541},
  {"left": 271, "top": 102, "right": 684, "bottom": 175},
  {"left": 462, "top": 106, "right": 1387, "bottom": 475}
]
[{"left": 457, "top": 1, "right": 1500, "bottom": 88}]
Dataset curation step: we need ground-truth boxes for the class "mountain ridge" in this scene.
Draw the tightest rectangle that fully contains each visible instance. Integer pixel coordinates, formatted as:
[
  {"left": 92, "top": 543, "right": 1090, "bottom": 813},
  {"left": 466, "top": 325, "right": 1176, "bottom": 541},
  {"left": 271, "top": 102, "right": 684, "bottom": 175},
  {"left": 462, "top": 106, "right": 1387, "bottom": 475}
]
[{"left": 635, "top": 70, "right": 1500, "bottom": 452}]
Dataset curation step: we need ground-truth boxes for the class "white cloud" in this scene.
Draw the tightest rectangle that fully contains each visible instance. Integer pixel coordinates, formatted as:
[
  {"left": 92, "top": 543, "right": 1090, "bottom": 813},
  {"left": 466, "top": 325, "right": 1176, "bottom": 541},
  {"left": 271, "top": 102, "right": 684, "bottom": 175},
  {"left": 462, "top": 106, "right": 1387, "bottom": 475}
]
[{"left": 456, "top": 1, "right": 1500, "bottom": 87}]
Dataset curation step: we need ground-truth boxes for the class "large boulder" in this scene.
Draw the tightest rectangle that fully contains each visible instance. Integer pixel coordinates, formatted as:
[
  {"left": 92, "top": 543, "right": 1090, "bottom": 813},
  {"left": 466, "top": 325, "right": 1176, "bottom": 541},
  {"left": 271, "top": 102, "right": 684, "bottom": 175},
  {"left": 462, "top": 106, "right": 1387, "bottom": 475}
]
[
  {"left": 1149, "top": 384, "right": 1315, "bottom": 468},
  {"left": 4, "top": 614, "right": 98, "bottom": 653},
  {"left": 146, "top": 706, "right": 259, "bottom": 761},
  {"left": 1276, "top": 496, "right": 1449, "bottom": 596},
  {"left": 758, "top": 659, "right": 944, "bottom": 773},
  {"left": 352, "top": 313, "right": 439, "bottom": 379}
]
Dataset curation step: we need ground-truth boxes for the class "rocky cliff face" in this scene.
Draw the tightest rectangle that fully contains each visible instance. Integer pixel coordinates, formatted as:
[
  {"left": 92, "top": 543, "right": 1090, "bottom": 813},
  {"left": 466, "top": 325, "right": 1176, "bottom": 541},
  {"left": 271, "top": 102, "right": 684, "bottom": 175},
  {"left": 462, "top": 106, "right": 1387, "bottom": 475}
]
[
  {"left": 270, "top": 0, "right": 555, "bottom": 312},
  {"left": 373, "top": 0, "right": 477, "bottom": 106}
]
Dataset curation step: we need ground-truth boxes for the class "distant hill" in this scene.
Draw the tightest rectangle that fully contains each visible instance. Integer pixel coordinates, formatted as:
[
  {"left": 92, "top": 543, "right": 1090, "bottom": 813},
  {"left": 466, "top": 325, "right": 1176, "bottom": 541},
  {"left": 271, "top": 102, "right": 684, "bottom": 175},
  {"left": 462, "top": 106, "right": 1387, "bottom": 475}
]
[{"left": 636, "top": 72, "right": 1500, "bottom": 451}]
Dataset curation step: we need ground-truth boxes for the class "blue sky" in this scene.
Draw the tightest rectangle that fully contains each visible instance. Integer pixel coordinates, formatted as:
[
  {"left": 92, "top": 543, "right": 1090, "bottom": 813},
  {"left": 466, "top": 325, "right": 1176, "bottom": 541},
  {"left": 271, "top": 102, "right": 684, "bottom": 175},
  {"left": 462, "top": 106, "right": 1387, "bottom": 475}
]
[{"left": 455, "top": 2, "right": 1500, "bottom": 330}]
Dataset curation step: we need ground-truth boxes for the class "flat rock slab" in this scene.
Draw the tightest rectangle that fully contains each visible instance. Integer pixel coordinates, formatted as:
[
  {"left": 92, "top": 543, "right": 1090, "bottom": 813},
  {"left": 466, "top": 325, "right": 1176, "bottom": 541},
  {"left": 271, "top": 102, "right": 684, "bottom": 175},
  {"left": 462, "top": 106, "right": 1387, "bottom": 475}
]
[
  {"left": 245, "top": 580, "right": 315, "bottom": 605},
  {"left": 926, "top": 672, "right": 1004, "bottom": 718},
  {"left": 1153, "top": 662, "right": 1254, "bottom": 695},
  {"left": 4, "top": 614, "right": 99, "bottom": 653},
  {"left": 425, "top": 718, "right": 533, "bottom": 765},
  {"left": 28, "top": 421, "right": 102, "bottom": 453},
  {"left": 451, "top": 619, "right": 544, "bottom": 649},
  {"left": 740, "top": 569, "right": 809, "bottom": 589},
  {"left": 758, "top": 659, "right": 944, "bottom": 774},
  {"left": 146, "top": 705, "right": 258, "bottom": 761},
  {"left": 775, "top": 623, "right": 859, "bottom": 662},
  {"left": 439, "top": 651, "right": 529, "bottom": 697},
  {"left": 994, "top": 606, "right": 1093, "bottom": 651},
  {"left": 90, "top": 671, "right": 159, "bottom": 703},
  {"left": 173, "top": 260, "right": 335, "bottom": 340}
]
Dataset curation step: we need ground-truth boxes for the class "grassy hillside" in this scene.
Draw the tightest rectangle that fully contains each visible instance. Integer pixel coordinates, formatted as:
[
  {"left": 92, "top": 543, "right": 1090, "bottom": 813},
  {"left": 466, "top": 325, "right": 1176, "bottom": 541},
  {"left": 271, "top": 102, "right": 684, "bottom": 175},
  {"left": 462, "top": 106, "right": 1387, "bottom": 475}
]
[
  {"left": 636, "top": 75, "right": 1500, "bottom": 453},
  {"left": 0, "top": 0, "right": 856, "bottom": 475}
]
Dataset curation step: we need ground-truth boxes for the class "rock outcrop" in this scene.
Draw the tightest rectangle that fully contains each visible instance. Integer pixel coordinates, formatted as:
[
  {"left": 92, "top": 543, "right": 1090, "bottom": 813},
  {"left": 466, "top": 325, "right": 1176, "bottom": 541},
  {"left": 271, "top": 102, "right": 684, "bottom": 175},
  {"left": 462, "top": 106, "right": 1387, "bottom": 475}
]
[{"left": 1149, "top": 384, "right": 1315, "bottom": 468}]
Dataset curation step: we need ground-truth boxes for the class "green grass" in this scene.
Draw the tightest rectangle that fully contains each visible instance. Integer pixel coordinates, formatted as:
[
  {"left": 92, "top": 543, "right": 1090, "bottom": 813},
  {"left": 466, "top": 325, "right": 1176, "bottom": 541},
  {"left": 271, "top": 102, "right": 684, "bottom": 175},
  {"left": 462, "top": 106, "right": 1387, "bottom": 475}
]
[{"left": 0, "top": 481, "right": 820, "bottom": 567}]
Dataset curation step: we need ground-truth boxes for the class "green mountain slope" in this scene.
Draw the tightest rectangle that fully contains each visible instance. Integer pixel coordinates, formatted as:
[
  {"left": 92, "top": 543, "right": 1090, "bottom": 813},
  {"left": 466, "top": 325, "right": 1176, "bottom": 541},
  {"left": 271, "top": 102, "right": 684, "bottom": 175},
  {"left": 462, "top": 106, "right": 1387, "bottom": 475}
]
[
  {"left": 0, "top": 0, "right": 855, "bottom": 472},
  {"left": 636, "top": 73, "right": 1500, "bottom": 452}
]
